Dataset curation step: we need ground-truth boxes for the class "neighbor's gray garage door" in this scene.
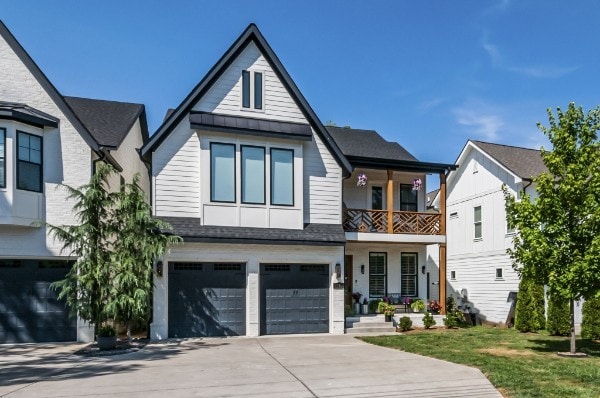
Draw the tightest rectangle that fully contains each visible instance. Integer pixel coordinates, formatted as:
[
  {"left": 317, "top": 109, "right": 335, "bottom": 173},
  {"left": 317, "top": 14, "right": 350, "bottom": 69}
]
[
  {"left": 260, "top": 264, "right": 329, "bottom": 335},
  {"left": 0, "top": 260, "right": 76, "bottom": 343},
  {"left": 168, "top": 262, "right": 246, "bottom": 338}
]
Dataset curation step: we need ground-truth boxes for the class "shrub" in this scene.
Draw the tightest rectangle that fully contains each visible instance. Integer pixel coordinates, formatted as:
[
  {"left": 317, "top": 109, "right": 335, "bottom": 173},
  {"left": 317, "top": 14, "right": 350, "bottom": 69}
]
[
  {"left": 411, "top": 299, "right": 426, "bottom": 312},
  {"left": 377, "top": 300, "right": 388, "bottom": 314},
  {"left": 383, "top": 303, "right": 396, "bottom": 316},
  {"left": 399, "top": 316, "right": 413, "bottom": 331},
  {"left": 369, "top": 299, "right": 381, "bottom": 313},
  {"left": 582, "top": 296, "right": 600, "bottom": 340},
  {"left": 515, "top": 278, "right": 545, "bottom": 333},
  {"left": 422, "top": 311, "right": 436, "bottom": 329},
  {"left": 344, "top": 305, "right": 355, "bottom": 317},
  {"left": 443, "top": 296, "right": 464, "bottom": 329},
  {"left": 97, "top": 324, "right": 116, "bottom": 337},
  {"left": 546, "top": 294, "right": 570, "bottom": 336}
]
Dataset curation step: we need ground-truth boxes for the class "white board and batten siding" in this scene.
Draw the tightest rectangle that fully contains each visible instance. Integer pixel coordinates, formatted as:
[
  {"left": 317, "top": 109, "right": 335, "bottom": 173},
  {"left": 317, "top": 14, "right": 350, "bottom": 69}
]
[{"left": 152, "top": 40, "right": 342, "bottom": 226}]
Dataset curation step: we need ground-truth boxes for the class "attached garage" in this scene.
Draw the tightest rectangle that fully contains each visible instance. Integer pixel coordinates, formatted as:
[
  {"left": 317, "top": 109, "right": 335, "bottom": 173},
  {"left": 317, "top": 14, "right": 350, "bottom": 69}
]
[
  {"left": 0, "top": 259, "right": 76, "bottom": 344},
  {"left": 260, "top": 263, "right": 330, "bottom": 335},
  {"left": 168, "top": 262, "right": 246, "bottom": 338}
]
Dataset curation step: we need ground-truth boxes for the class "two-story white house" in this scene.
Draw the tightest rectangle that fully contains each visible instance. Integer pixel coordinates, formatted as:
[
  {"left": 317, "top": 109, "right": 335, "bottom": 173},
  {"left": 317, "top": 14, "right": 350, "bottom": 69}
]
[
  {"left": 431, "top": 140, "right": 547, "bottom": 325},
  {"left": 142, "top": 24, "right": 455, "bottom": 339},
  {"left": 0, "top": 20, "right": 149, "bottom": 343}
]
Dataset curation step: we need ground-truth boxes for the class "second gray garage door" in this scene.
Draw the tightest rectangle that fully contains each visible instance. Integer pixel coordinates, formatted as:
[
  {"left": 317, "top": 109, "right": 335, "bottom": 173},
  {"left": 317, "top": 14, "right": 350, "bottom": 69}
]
[{"left": 260, "top": 264, "right": 329, "bottom": 335}]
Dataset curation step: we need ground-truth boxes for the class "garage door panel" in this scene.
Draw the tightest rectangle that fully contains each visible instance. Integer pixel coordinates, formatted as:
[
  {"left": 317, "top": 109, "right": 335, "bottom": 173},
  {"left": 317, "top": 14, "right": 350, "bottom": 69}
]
[{"left": 168, "top": 263, "right": 246, "bottom": 338}]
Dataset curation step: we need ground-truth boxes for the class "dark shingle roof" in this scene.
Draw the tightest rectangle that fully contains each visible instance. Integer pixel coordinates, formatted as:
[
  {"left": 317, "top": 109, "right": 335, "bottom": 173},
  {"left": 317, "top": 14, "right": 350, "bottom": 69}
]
[
  {"left": 427, "top": 189, "right": 439, "bottom": 208},
  {"left": 64, "top": 96, "right": 145, "bottom": 148},
  {"left": 0, "top": 101, "right": 59, "bottom": 128},
  {"left": 472, "top": 140, "right": 547, "bottom": 179},
  {"left": 326, "top": 126, "right": 418, "bottom": 162},
  {"left": 160, "top": 217, "right": 346, "bottom": 246}
]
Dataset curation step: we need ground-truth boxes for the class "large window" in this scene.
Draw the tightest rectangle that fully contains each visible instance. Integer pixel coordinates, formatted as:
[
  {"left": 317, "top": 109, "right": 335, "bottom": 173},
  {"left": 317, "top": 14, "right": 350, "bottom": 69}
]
[
  {"left": 0, "top": 128, "right": 5, "bottom": 188},
  {"left": 270, "top": 148, "right": 293, "bottom": 206},
  {"left": 242, "top": 70, "right": 263, "bottom": 110},
  {"left": 401, "top": 253, "right": 418, "bottom": 297},
  {"left": 400, "top": 184, "right": 418, "bottom": 211},
  {"left": 241, "top": 145, "right": 265, "bottom": 204},
  {"left": 210, "top": 143, "right": 236, "bottom": 202},
  {"left": 371, "top": 186, "right": 383, "bottom": 210},
  {"left": 369, "top": 252, "right": 387, "bottom": 297},
  {"left": 17, "top": 131, "right": 42, "bottom": 192},
  {"left": 474, "top": 206, "right": 482, "bottom": 239}
]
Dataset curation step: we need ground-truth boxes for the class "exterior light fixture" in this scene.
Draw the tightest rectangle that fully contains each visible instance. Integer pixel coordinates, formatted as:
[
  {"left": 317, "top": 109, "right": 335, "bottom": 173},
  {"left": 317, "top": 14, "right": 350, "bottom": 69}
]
[
  {"left": 361, "top": 264, "right": 365, "bottom": 274},
  {"left": 422, "top": 265, "right": 426, "bottom": 275},
  {"left": 335, "top": 263, "right": 341, "bottom": 278},
  {"left": 156, "top": 261, "right": 163, "bottom": 277}
]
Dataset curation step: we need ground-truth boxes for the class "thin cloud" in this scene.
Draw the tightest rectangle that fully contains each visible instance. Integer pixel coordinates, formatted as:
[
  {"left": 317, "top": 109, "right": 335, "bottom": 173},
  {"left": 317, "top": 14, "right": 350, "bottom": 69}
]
[
  {"left": 507, "top": 65, "right": 579, "bottom": 78},
  {"left": 417, "top": 97, "right": 447, "bottom": 114},
  {"left": 453, "top": 107, "right": 504, "bottom": 141}
]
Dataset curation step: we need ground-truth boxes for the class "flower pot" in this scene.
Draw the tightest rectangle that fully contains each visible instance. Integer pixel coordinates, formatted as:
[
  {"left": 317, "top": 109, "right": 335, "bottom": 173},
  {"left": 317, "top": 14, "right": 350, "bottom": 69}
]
[
  {"left": 385, "top": 314, "right": 392, "bottom": 322},
  {"left": 361, "top": 304, "right": 369, "bottom": 315},
  {"left": 354, "top": 303, "right": 361, "bottom": 315},
  {"left": 96, "top": 335, "right": 117, "bottom": 350}
]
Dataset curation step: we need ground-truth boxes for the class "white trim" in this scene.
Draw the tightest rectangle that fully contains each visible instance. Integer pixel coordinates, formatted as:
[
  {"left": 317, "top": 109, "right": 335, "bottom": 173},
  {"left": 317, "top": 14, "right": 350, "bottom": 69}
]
[{"left": 345, "top": 232, "right": 445, "bottom": 244}]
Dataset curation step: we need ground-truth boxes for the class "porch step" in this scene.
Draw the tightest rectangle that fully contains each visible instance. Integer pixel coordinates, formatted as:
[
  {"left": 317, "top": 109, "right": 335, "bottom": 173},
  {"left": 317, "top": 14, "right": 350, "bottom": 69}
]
[{"left": 345, "top": 314, "right": 396, "bottom": 335}]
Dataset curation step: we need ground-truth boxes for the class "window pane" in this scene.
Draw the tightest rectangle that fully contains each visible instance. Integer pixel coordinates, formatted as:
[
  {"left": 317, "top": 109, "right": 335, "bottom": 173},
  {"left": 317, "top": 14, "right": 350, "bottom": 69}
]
[
  {"left": 242, "top": 146, "right": 265, "bottom": 204},
  {"left": 29, "top": 135, "right": 41, "bottom": 151},
  {"left": 474, "top": 206, "right": 481, "bottom": 222},
  {"left": 271, "top": 149, "right": 293, "bottom": 205},
  {"left": 369, "top": 253, "right": 387, "bottom": 297},
  {"left": 372, "top": 186, "right": 383, "bottom": 210},
  {"left": 242, "top": 70, "right": 250, "bottom": 108},
  {"left": 254, "top": 72, "right": 262, "bottom": 109},
  {"left": 30, "top": 149, "right": 41, "bottom": 164},
  {"left": 18, "top": 161, "right": 41, "bottom": 192},
  {"left": 400, "top": 184, "right": 418, "bottom": 211},
  {"left": 401, "top": 253, "right": 418, "bottom": 296},
  {"left": 211, "top": 143, "right": 235, "bottom": 202},
  {"left": 475, "top": 223, "right": 482, "bottom": 239},
  {"left": 0, "top": 129, "right": 4, "bottom": 188},
  {"left": 0, "top": 160, "right": 4, "bottom": 188}
]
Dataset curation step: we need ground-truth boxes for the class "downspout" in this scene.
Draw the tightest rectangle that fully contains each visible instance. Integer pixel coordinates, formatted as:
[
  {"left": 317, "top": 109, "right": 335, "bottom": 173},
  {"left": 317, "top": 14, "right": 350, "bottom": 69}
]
[
  {"left": 92, "top": 147, "right": 107, "bottom": 175},
  {"left": 522, "top": 178, "right": 533, "bottom": 196}
]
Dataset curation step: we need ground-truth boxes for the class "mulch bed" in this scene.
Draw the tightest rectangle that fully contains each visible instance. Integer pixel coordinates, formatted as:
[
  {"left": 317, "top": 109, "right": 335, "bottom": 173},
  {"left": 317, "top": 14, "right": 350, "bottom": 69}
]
[{"left": 74, "top": 338, "right": 149, "bottom": 357}]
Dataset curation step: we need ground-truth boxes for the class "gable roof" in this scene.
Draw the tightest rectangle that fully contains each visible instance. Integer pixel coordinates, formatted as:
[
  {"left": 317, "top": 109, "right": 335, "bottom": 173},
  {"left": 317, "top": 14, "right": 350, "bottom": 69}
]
[
  {"left": 64, "top": 96, "right": 148, "bottom": 148},
  {"left": 0, "top": 20, "right": 100, "bottom": 151},
  {"left": 327, "top": 127, "right": 418, "bottom": 161},
  {"left": 140, "top": 23, "right": 352, "bottom": 175},
  {"left": 471, "top": 140, "right": 547, "bottom": 180}
]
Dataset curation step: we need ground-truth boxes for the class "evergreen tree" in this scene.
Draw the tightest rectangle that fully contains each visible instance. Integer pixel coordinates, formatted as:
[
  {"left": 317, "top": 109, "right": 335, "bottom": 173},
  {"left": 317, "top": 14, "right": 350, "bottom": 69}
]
[
  {"left": 514, "top": 278, "right": 545, "bottom": 333},
  {"left": 581, "top": 296, "right": 600, "bottom": 340},
  {"left": 546, "top": 294, "right": 570, "bottom": 336}
]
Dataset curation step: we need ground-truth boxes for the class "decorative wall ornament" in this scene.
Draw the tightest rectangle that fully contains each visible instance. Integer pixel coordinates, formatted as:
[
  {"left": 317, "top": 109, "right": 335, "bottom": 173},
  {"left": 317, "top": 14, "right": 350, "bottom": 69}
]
[
  {"left": 412, "top": 178, "right": 422, "bottom": 191},
  {"left": 357, "top": 173, "right": 367, "bottom": 187}
]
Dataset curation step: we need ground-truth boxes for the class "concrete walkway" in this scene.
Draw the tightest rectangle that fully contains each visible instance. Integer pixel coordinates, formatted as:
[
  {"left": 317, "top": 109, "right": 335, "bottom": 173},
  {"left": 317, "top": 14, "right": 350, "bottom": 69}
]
[{"left": 0, "top": 335, "right": 501, "bottom": 397}]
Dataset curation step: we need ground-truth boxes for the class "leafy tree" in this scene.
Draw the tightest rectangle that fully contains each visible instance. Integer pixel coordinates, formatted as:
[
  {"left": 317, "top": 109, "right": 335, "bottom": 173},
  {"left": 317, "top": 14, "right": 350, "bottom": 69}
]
[
  {"left": 514, "top": 278, "right": 545, "bottom": 332},
  {"left": 106, "top": 174, "right": 181, "bottom": 341},
  {"left": 505, "top": 103, "right": 600, "bottom": 353},
  {"left": 546, "top": 294, "right": 570, "bottom": 336},
  {"left": 49, "top": 163, "right": 118, "bottom": 334}
]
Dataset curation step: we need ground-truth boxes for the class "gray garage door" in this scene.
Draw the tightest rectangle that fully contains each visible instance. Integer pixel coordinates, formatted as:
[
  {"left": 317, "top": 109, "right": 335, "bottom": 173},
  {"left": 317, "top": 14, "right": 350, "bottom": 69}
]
[
  {"left": 0, "top": 259, "right": 76, "bottom": 343},
  {"left": 260, "top": 264, "right": 329, "bottom": 335},
  {"left": 168, "top": 262, "right": 246, "bottom": 338}
]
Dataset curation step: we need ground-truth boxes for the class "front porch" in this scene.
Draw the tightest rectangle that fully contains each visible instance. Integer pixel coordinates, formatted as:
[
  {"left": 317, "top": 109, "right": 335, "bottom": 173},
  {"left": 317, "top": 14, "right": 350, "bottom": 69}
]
[{"left": 345, "top": 313, "right": 446, "bottom": 335}]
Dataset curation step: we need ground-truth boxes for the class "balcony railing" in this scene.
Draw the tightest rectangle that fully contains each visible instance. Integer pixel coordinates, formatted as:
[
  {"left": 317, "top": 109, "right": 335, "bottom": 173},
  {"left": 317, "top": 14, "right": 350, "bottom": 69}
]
[{"left": 342, "top": 209, "right": 441, "bottom": 235}]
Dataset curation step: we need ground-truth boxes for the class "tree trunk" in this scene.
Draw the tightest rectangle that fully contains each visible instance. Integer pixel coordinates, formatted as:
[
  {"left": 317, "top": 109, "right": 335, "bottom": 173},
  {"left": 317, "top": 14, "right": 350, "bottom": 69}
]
[{"left": 570, "top": 299, "right": 576, "bottom": 354}]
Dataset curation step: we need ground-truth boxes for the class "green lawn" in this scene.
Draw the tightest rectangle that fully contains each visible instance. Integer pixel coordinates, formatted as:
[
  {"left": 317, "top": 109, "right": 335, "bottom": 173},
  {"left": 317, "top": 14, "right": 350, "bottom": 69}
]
[{"left": 360, "top": 327, "right": 600, "bottom": 398}]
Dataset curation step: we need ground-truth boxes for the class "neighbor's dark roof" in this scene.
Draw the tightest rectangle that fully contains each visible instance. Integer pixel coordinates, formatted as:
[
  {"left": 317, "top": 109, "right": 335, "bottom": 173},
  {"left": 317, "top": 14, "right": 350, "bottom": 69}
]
[
  {"left": 327, "top": 126, "right": 418, "bottom": 162},
  {"left": 64, "top": 96, "right": 147, "bottom": 148},
  {"left": 472, "top": 140, "right": 547, "bottom": 179},
  {"left": 189, "top": 111, "right": 312, "bottom": 141},
  {"left": 0, "top": 101, "right": 59, "bottom": 128},
  {"left": 427, "top": 189, "right": 439, "bottom": 208},
  {"left": 160, "top": 217, "right": 346, "bottom": 246}
]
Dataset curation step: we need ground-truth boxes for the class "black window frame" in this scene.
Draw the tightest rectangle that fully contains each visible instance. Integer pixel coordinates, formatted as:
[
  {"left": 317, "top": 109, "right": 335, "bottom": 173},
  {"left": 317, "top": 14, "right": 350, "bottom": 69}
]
[
  {"left": 371, "top": 186, "right": 383, "bottom": 210},
  {"left": 0, "top": 127, "right": 5, "bottom": 189},
  {"left": 254, "top": 71, "right": 263, "bottom": 110},
  {"left": 270, "top": 147, "right": 294, "bottom": 207},
  {"left": 16, "top": 130, "right": 43, "bottom": 193},
  {"left": 401, "top": 252, "right": 418, "bottom": 297},
  {"left": 242, "top": 70, "right": 251, "bottom": 108},
  {"left": 400, "top": 184, "right": 418, "bottom": 212},
  {"left": 496, "top": 268, "right": 503, "bottom": 279},
  {"left": 241, "top": 145, "right": 266, "bottom": 205},
  {"left": 369, "top": 252, "right": 387, "bottom": 298},
  {"left": 210, "top": 142, "right": 236, "bottom": 203}
]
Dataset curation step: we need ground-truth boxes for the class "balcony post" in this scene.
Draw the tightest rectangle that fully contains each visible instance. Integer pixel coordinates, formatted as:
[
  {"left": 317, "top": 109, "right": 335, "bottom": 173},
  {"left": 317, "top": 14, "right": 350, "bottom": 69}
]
[
  {"left": 439, "top": 172, "right": 447, "bottom": 314},
  {"left": 387, "top": 170, "right": 394, "bottom": 234}
]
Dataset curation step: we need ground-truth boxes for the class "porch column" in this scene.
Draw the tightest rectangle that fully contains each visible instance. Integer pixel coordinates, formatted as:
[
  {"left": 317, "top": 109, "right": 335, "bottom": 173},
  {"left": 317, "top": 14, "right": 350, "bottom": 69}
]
[
  {"left": 439, "top": 172, "right": 447, "bottom": 315},
  {"left": 387, "top": 170, "right": 394, "bottom": 234}
]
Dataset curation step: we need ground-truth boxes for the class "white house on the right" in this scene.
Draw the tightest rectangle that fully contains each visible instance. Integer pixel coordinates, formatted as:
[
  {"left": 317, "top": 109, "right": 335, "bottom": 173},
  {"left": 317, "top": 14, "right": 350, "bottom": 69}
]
[{"left": 431, "top": 140, "right": 548, "bottom": 325}]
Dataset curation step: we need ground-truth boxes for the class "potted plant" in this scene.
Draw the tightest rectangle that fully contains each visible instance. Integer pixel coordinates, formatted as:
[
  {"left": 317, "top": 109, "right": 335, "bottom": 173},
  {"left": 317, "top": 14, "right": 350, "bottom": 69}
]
[
  {"left": 377, "top": 300, "right": 387, "bottom": 314},
  {"left": 352, "top": 292, "right": 362, "bottom": 315},
  {"left": 383, "top": 304, "right": 395, "bottom": 322},
  {"left": 411, "top": 299, "right": 425, "bottom": 313},
  {"left": 361, "top": 298, "right": 369, "bottom": 315},
  {"left": 428, "top": 300, "right": 442, "bottom": 314},
  {"left": 96, "top": 324, "right": 117, "bottom": 350}
]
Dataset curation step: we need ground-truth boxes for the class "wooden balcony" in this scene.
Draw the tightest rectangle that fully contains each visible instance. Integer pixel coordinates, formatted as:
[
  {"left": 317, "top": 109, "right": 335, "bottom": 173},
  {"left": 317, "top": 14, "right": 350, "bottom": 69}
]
[{"left": 342, "top": 209, "right": 442, "bottom": 235}]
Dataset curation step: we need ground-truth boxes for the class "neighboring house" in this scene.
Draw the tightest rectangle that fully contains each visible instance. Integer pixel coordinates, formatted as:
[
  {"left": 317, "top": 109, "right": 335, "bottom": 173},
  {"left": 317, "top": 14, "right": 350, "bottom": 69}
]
[
  {"left": 141, "top": 24, "right": 455, "bottom": 339},
  {"left": 430, "top": 140, "right": 547, "bottom": 325},
  {"left": 0, "top": 20, "right": 149, "bottom": 343}
]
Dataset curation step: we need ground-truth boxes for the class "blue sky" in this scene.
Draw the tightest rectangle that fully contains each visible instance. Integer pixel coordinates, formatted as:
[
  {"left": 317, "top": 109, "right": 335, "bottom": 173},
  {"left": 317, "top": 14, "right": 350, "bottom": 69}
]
[{"left": 2, "top": 1, "right": 599, "bottom": 188}]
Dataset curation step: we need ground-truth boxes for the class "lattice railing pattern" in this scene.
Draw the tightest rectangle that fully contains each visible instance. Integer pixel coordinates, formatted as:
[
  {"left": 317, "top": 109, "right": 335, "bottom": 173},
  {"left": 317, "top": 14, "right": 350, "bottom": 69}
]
[{"left": 343, "top": 209, "right": 441, "bottom": 235}]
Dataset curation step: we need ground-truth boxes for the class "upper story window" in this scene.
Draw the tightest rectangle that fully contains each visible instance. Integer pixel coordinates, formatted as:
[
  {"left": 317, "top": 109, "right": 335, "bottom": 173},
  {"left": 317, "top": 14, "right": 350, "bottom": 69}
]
[
  {"left": 241, "top": 145, "right": 265, "bottom": 204},
  {"left": 474, "top": 205, "right": 482, "bottom": 239},
  {"left": 400, "top": 184, "right": 418, "bottom": 212},
  {"left": 210, "top": 143, "right": 236, "bottom": 202},
  {"left": 270, "top": 148, "right": 293, "bottom": 206},
  {"left": 371, "top": 186, "right": 383, "bottom": 210},
  {"left": 242, "top": 70, "right": 263, "bottom": 110},
  {"left": 0, "top": 128, "right": 5, "bottom": 188},
  {"left": 17, "top": 131, "right": 42, "bottom": 193}
]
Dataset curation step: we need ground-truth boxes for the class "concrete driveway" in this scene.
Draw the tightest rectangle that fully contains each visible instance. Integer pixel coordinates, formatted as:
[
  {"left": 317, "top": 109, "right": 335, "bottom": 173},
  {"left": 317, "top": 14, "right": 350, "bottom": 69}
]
[{"left": 0, "top": 335, "right": 501, "bottom": 397}]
